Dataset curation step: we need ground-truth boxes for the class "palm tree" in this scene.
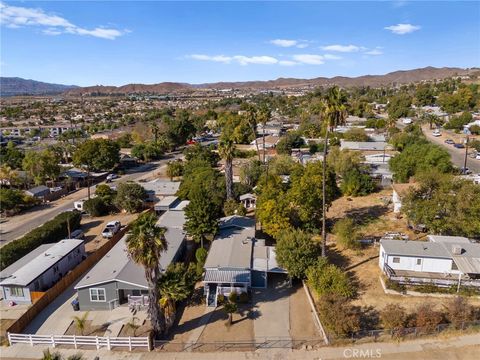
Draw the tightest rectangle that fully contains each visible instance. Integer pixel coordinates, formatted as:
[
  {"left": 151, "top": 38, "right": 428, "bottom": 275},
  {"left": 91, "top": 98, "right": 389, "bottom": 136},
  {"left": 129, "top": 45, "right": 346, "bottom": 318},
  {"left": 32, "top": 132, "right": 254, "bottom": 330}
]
[
  {"left": 218, "top": 137, "right": 235, "bottom": 200},
  {"left": 72, "top": 311, "right": 89, "bottom": 336},
  {"left": 223, "top": 301, "right": 238, "bottom": 326},
  {"left": 126, "top": 212, "right": 167, "bottom": 339},
  {"left": 245, "top": 105, "right": 261, "bottom": 161},
  {"left": 158, "top": 264, "right": 191, "bottom": 332},
  {"left": 321, "top": 86, "right": 347, "bottom": 257}
]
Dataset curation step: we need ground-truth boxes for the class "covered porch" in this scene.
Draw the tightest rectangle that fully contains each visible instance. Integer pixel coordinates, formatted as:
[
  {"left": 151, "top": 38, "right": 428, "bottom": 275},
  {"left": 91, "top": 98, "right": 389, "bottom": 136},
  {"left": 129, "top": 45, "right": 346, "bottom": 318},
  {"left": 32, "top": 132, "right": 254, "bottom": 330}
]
[{"left": 203, "top": 269, "right": 250, "bottom": 307}]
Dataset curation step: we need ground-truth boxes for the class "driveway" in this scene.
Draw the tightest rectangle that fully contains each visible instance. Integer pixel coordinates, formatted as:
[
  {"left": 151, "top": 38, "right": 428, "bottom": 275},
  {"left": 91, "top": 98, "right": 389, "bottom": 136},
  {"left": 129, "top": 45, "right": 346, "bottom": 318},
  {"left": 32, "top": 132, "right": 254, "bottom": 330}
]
[{"left": 252, "top": 273, "right": 291, "bottom": 341}]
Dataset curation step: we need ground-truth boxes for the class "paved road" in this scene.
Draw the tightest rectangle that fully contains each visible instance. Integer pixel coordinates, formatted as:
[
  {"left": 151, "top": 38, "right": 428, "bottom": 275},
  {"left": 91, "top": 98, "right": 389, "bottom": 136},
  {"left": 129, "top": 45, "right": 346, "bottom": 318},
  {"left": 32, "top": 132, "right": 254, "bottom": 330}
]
[
  {"left": 0, "top": 153, "right": 182, "bottom": 246},
  {"left": 421, "top": 125, "right": 480, "bottom": 174}
]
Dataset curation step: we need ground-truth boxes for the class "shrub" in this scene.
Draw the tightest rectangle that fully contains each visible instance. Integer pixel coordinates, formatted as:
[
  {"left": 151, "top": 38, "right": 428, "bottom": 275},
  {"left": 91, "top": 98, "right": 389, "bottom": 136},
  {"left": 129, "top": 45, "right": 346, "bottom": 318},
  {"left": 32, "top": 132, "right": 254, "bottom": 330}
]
[
  {"left": 114, "top": 182, "right": 146, "bottom": 213},
  {"left": 384, "top": 278, "right": 406, "bottom": 293},
  {"left": 217, "top": 294, "right": 225, "bottom": 305},
  {"left": 83, "top": 197, "right": 109, "bottom": 217},
  {"left": 469, "top": 125, "right": 480, "bottom": 135},
  {"left": 228, "top": 291, "right": 238, "bottom": 303},
  {"left": 239, "top": 292, "right": 249, "bottom": 303},
  {"left": 340, "top": 168, "right": 376, "bottom": 197},
  {"left": 414, "top": 304, "right": 443, "bottom": 333},
  {"left": 195, "top": 247, "right": 208, "bottom": 264},
  {"left": 333, "top": 218, "right": 360, "bottom": 249},
  {"left": 316, "top": 294, "right": 361, "bottom": 337},
  {"left": 223, "top": 199, "right": 247, "bottom": 216},
  {"left": 380, "top": 304, "right": 407, "bottom": 332},
  {"left": 443, "top": 296, "right": 472, "bottom": 329},
  {"left": 307, "top": 261, "right": 355, "bottom": 298},
  {"left": 0, "top": 210, "right": 82, "bottom": 270}
]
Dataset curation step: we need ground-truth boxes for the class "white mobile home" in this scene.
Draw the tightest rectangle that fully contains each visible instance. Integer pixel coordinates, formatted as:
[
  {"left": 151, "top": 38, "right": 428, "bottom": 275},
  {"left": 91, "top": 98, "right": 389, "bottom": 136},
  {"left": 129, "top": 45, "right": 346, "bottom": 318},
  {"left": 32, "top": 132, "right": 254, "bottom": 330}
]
[
  {"left": 0, "top": 240, "right": 85, "bottom": 304},
  {"left": 379, "top": 236, "right": 480, "bottom": 288}
]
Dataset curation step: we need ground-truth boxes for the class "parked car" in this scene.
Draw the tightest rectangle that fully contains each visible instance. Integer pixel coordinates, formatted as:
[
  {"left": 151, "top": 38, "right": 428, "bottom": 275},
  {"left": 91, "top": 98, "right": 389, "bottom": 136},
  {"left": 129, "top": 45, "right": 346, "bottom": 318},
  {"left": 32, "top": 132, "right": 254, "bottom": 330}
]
[
  {"left": 101, "top": 221, "right": 121, "bottom": 238},
  {"left": 106, "top": 173, "right": 118, "bottom": 182},
  {"left": 460, "top": 167, "right": 472, "bottom": 175},
  {"left": 432, "top": 129, "right": 441, "bottom": 137},
  {"left": 402, "top": 118, "right": 413, "bottom": 125},
  {"left": 476, "top": 154, "right": 480, "bottom": 160},
  {"left": 70, "top": 229, "right": 85, "bottom": 239},
  {"left": 454, "top": 143, "right": 465, "bottom": 149},
  {"left": 444, "top": 139, "right": 455, "bottom": 145}
]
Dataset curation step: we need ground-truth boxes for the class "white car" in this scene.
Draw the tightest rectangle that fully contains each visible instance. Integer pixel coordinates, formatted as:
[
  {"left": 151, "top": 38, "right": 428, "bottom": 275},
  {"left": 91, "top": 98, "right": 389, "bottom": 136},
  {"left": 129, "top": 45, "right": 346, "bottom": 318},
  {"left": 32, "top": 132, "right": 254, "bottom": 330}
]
[
  {"left": 106, "top": 174, "right": 118, "bottom": 182},
  {"left": 402, "top": 118, "right": 413, "bottom": 125},
  {"left": 432, "top": 129, "right": 441, "bottom": 137},
  {"left": 101, "top": 221, "right": 121, "bottom": 238},
  {"left": 476, "top": 154, "right": 480, "bottom": 160}
]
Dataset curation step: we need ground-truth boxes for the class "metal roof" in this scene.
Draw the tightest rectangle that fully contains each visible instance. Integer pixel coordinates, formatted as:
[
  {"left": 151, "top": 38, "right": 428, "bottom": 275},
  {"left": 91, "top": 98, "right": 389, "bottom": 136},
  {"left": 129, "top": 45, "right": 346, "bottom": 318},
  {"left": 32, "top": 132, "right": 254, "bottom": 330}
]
[
  {"left": 154, "top": 196, "right": 179, "bottom": 210},
  {"left": 340, "top": 140, "right": 387, "bottom": 151},
  {"left": 253, "top": 246, "right": 286, "bottom": 273},
  {"left": 205, "top": 216, "right": 255, "bottom": 270},
  {"left": 204, "top": 269, "right": 250, "bottom": 284},
  {"left": 0, "top": 240, "right": 84, "bottom": 287},
  {"left": 140, "top": 180, "right": 180, "bottom": 196},
  {"left": 0, "top": 244, "right": 54, "bottom": 281},
  {"left": 427, "top": 235, "right": 471, "bottom": 244},
  {"left": 381, "top": 239, "right": 450, "bottom": 259}
]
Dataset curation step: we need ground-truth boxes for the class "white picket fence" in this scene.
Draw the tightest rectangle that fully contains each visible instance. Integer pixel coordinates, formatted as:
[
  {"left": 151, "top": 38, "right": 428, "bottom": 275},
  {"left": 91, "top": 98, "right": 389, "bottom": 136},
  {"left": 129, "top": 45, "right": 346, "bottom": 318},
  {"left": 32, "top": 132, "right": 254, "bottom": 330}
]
[{"left": 7, "top": 333, "right": 151, "bottom": 351}]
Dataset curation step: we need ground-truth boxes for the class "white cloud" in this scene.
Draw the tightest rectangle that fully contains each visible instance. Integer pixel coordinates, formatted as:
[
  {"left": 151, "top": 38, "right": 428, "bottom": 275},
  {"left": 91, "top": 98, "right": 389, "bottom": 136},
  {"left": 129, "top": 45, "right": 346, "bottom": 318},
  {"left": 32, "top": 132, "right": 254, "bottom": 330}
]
[
  {"left": 292, "top": 54, "right": 325, "bottom": 65},
  {"left": 384, "top": 23, "right": 420, "bottom": 35},
  {"left": 323, "top": 54, "right": 342, "bottom": 60},
  {"left": 270, "top": 39, "right": 310, "bottom": 48},
  {"left": 278, "top": 60, "right": 299, "bottom": 66},
  {"left": 364, "top": 49, "right": 383, "bottom": 56},
  {"left": 0, "top": 2, "right": 126, "bottom": 39},
  {"left": 188, "top": 54, "right": 279, "bottom": 66},
  {"left": 321, "top": 44, "right": 363, "bottom": 53}
]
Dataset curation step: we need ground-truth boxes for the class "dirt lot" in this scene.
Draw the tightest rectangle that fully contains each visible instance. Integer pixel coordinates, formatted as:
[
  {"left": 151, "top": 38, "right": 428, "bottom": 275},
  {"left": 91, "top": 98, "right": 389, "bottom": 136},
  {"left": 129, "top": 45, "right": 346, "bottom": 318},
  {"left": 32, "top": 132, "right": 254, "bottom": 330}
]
[
  {"left": 64, "top": 320, "right": 108, "bottom": 336},
  {"left": 118, "top": 319, "right": 151, "bottom": 337},
  {"left": 289, "top": 284, "right": 319, "bottom": 340},
  {"left": 80, "top": 212, "right": 138, "bottom": 253}
]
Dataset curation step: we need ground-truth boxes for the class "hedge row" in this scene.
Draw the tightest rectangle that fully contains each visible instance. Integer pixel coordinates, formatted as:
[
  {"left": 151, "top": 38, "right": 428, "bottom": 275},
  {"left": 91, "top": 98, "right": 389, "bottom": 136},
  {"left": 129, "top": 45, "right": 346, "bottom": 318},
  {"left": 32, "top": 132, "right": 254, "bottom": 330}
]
[{"left": 0, "top": 210, "right": 82, "bottom": 270}]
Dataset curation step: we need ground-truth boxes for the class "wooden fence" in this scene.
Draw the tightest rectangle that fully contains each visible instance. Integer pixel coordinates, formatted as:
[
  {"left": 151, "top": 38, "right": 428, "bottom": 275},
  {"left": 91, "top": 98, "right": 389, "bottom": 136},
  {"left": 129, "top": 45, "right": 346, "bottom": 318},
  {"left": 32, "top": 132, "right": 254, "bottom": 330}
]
[
  {"left": 4, "top": 215, "right": 142, "bottom": 335},
  {"left": 7, "top": 333, "right": 151, "bottom": 351},
  {"left": 30, "top": 292, "right": 45, "bottom": 304}
]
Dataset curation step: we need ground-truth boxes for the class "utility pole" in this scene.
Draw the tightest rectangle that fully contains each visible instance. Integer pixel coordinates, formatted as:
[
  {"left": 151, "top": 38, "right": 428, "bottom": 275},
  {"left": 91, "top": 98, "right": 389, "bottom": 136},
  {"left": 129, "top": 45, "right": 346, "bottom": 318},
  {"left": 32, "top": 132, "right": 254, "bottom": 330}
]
[{"left": 463, "top": 135, "right": 469, "bottom": 172}]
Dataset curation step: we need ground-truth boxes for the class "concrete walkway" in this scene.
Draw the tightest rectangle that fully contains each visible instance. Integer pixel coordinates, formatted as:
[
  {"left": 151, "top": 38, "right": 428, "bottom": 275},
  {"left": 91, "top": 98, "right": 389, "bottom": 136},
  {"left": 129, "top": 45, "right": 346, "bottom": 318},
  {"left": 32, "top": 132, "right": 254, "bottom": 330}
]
[
  {"left": 252, "top": 274, "right": 291, "bottom": 341},
  {"left": 2, "top": 332, "right": 480, "bottom": 359}
]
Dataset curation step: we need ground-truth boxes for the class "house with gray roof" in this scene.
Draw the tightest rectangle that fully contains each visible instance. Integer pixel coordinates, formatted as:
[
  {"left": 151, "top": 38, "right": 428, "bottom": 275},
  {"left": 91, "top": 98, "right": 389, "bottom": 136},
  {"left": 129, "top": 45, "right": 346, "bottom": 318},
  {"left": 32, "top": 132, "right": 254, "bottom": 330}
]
[
  {"left": 379, "top": 235, "right": 480, "bottom": 288},
  {"left": 74, "top": 210, "right": 187, "bottom": 310},
  {"left": 203, "top": 216, "right": 286, "bottom": 307},
  {"left": 139, "top": 180, "right": 180, "bottom": 202},
  {"left": 0, "top": 240, "right": 85, "bottom": 304}
]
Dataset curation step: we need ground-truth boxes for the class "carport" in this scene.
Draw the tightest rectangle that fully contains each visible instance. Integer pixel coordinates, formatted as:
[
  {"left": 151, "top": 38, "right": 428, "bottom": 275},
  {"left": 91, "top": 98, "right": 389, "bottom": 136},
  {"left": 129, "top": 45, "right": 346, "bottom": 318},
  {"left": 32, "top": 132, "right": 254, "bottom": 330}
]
[{"left": 252, "top": 245, "right": 287, "bottom": 288}]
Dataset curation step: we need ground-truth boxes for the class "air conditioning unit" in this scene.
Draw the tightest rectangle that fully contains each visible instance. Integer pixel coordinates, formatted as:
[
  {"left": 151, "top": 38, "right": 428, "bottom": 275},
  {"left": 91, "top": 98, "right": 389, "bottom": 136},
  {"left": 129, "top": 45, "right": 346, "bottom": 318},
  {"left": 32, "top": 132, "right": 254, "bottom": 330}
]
[{"left": 452, "top": 245, "right": 463, "bottom": 255}]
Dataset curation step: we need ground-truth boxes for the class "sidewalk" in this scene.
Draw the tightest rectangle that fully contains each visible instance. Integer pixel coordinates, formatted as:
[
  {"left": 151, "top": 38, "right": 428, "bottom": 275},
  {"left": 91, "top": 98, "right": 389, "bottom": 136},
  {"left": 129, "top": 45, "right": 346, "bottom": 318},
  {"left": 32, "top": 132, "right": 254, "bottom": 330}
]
[{"left": 3, "top": 331, "right": 479, "bottom": 360}]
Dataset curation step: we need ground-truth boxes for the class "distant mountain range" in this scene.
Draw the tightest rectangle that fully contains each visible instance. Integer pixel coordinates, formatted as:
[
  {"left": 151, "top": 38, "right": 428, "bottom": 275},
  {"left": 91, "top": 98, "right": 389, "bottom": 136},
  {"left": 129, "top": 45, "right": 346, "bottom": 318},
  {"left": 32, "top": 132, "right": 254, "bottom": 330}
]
[
  {"left": 1, "top": 67, "right": 478, "bottom": 97},
  {"left": 0, "top": 77, "right": 79, "bottom": 96}
]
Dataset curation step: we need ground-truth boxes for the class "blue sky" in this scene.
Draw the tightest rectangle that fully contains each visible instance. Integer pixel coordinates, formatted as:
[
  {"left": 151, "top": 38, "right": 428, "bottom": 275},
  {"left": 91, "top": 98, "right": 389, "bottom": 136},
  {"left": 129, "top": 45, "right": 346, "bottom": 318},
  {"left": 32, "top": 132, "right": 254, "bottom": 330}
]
[{"left": 1, "top": 1, "right": 479, "bottom": 86}]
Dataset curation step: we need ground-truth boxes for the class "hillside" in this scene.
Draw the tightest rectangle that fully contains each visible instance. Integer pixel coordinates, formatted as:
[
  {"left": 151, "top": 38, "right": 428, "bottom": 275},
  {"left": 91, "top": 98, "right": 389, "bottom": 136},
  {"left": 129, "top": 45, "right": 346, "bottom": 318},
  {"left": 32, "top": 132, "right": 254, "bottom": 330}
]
[
  {"left": 64, "top": 67, "right": 477, "bottom": 96},
  {"left": 0, "top": 77, "right": 79, "bottom": 96}
]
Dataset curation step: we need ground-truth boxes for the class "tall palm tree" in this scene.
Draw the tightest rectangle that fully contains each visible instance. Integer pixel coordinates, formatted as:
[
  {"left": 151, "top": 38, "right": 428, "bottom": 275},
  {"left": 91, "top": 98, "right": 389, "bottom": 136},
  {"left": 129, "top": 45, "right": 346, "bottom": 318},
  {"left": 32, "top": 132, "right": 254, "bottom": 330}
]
[
  {"left": 158, "top": 264, "right": 191, "bottom": 332},
  {"left": 321, "top": 86, "right": 347, "bottom": 257},
  {"left": 218, "top": 137, "right": 235, "bottom": 200},
  {"left": 126, "top": 212, "right": 167, "bottom": 339},
  {"left": 245, "top": 105, "right": 261, "bottom": 161}
]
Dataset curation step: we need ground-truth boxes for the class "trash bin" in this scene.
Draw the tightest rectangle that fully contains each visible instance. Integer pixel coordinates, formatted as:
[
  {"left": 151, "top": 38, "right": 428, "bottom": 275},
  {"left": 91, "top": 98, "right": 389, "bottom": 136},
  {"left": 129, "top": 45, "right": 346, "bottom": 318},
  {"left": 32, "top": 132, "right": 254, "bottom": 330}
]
[{"left": 71, "top": 298, "right": 80, "bottom": 311}]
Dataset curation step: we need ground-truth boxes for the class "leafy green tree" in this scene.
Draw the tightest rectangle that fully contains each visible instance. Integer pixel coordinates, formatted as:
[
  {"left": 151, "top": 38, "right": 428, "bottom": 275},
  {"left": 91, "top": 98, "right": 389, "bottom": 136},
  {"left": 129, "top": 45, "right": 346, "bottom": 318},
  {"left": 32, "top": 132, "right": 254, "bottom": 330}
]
[
  {"left": 307, "top": 262, "right": 355, "bottom": 298},
  {"left": 131, "top": 142, "right": 164, "bottom": 162},
  {"left": 0, "top": 141, "right": 24, "bottom": 169},
  {"left": 22, "top": 149, "right": 61, "bottom": 185},
  {"left": 275, "top": 229, "right": 321, "bottom": 279},
  {"left": 333, "top": 218, "right": 361, "bottom": 249},
  {"left": 223, "top": 199, "right": 247, "bottom": 216},
  {"left": 83, "top": 197, "right": 109, "bottom": 217},
  {"left": 166, "top": 160, "right": 184, "bottom": 180},
  {"left": 402, "top": 172, "right": 480, "bottom": 237},
  {"left": 218, "top": 136, "right": 235, "bottom": 199},
  {"left": 184, "top": 185, "right": 219, "bottom": 248},
  {"left": 340, "top": 168, "right": 376, "bottom": 196},
  {"left": 126, "top": 212, "right": 167, "bottom": 338},
  {"left": 114, "top": 182, "right": 146, "bottom": 213},
  {"left": 276, "top": 132, "right": 305, "bottom": 155},
  {"left": 414, "top": 84, "right": 435, "bottom": 106},
  {"left": 443, "top": 111, "right": 473, "bottom": 130},
  {"left": 73, "top": 139, "right": 120, "bottom": 198},
  {"left": 95, "top": 184, "right": 116, "bottom": 205},
  {"left": 387, "top": 93, "right": 413, "bottom": 120},
  {"left": 239, "top": 159, "right": 263, "bottom": 188},
  {"left": 0, "top": 188, "right": 25, "bottom": 212},
  {"left": 183, "top": 144, "right": 219, "bottom": 168},
  {"left": 343, "top": 128, "right": 370, "bottom": 142},
  {"left": 268, "top": 154, "right": 302, "bottom": 176},
  {"left": 389, "top": 143, "right": 452, "bottom": 182}
]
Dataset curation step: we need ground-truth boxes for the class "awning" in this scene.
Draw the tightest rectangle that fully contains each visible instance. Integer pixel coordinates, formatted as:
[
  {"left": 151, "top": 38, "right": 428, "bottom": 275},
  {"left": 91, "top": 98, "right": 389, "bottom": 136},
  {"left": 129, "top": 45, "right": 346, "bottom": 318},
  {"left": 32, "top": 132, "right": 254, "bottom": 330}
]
[{"left": 203, "top": 269, "right": 250, "bottom": 284}]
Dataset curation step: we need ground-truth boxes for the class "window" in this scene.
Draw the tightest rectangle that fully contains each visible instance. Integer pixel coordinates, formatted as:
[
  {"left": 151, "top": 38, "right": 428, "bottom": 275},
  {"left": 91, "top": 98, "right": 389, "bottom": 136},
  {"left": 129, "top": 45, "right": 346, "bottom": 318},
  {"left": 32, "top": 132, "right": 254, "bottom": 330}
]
[
  {"left": 451, "top": 261, "right": 458, "bottom": 270},
  {"left": 10, "top": 287, "right": 24, "bottom": 297},
  {"left": 89, "top": 288, "right": 106, "bottom": 302},
  {"left": 416, "top": 259, "right": 422, "bottom": 265},
  {"left": 392, "top": 257, "right": 400, "bottom": 263}
]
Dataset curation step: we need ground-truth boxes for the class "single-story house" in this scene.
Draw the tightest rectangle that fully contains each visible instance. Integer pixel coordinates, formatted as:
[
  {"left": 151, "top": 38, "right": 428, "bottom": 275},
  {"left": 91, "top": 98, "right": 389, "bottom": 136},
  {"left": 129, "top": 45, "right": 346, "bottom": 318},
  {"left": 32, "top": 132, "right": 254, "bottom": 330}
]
[
  {"left": 139, "top": 180, "right": 181, "bottom": 202},
  {"left": 340, "top": 140, "right": 388, "bottom": 152},
  {"left": 392, "top": 183, "right": 418, "bottom": 213},
  {"left": 239, "top": 193, "right": 256, "bottom": 210},
  {"left": 25, "top": 185, "right": 50, "bottom": 199},
  {"left": 203, "top": 216, "right": 286, "bottom": 307},
  {"left": 0, "top": 240, "right": 85, "bottom": 304},
  {"left": 75, "top": 210, "right": 187, "bottom": 310},
  {"left": 154, "top": 196, "right": 181, "bottom": 213},
  {"left": 250, "top": 135, "right": 280, "bottom": 150},
  {"left": 379, "top": 235, "right": 480, "bottom": 288},
  {"left": 119, "top": 154, "right": 138, "bottom": 169}
]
